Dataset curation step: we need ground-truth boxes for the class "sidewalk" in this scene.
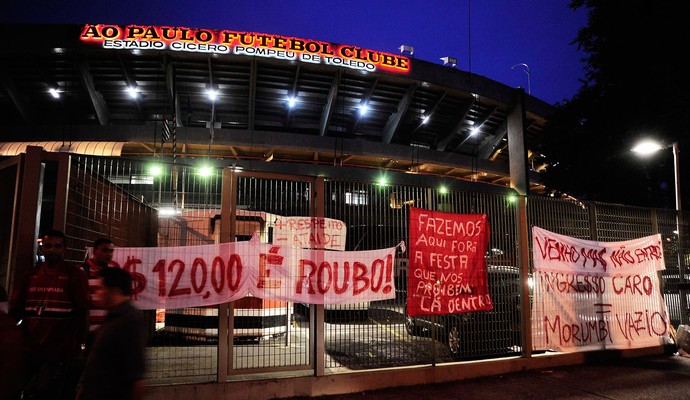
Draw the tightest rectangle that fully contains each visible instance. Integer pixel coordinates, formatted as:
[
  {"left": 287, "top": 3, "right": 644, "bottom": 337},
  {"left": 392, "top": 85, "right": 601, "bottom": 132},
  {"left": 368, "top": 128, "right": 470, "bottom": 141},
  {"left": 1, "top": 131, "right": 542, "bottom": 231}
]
[{"left": 282, "top": 352, "right": 690, "bottom": 400}]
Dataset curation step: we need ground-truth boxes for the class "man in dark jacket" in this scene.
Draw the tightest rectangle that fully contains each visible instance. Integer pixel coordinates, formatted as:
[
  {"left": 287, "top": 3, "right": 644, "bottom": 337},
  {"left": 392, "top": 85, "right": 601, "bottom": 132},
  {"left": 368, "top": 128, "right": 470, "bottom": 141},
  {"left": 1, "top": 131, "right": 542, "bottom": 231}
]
[{"left": 79, "top": 266, "right": 147, "bottom": 400}]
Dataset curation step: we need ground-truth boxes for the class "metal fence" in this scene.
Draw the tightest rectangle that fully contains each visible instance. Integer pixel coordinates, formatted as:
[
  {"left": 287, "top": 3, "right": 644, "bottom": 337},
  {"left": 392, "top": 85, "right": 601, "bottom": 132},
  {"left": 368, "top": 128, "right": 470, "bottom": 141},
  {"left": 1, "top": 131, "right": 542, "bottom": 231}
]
[{"left": 51, "top": 155, "right": 689, "bottom": 384}]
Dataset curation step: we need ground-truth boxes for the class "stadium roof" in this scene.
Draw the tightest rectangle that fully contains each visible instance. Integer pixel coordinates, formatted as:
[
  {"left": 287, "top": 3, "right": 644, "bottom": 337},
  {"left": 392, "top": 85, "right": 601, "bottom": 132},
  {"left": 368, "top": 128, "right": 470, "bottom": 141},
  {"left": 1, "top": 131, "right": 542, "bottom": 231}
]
[{"left": 0, "top": 24, "right": 553, "bottom": 192}]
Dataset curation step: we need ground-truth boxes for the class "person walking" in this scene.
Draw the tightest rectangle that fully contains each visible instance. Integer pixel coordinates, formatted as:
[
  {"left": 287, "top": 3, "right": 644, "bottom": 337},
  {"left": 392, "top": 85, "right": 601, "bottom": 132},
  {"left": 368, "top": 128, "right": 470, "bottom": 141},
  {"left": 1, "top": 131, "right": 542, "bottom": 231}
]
[
  {"left": 81, "top": 237, "right": 115, "bottom": 351},
  {"left": 66, "top": 237, "right": 117, "bottom": 398},
  {"left": 10, "top": 229, "right": 89, "bottom": 400},
  {"left": 78, "top": 267, "right": 147, "bottom": 400}
]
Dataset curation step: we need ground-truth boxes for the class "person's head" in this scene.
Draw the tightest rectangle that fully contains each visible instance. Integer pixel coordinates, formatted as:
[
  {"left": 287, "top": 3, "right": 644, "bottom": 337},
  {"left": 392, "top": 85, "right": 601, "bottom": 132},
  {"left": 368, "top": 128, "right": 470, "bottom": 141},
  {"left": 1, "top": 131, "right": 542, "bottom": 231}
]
[
  {"left": 91, "top": 238, "right": 115, "bottom": 267},
  {"left": 41, "top": 229, "right": 66, "bottom": 264},
  {"left": 96, "top": 267, "right": 133, "bottom": 310}
]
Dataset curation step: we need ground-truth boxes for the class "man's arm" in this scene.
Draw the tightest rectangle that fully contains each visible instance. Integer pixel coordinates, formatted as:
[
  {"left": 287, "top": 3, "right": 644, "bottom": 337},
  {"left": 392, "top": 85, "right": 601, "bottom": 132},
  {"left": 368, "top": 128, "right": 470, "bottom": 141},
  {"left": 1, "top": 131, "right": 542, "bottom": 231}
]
[{"left": 9, "top": 269, "right": 31, "bottom": 322}]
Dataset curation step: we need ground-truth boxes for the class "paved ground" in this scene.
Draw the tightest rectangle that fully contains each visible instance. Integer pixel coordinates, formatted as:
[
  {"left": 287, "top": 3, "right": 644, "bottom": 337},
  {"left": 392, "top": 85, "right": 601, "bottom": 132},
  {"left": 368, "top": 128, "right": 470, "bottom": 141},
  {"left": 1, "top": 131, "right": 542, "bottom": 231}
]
[{"left": 282, "top": 352, "right": 690, "bottom": 400}]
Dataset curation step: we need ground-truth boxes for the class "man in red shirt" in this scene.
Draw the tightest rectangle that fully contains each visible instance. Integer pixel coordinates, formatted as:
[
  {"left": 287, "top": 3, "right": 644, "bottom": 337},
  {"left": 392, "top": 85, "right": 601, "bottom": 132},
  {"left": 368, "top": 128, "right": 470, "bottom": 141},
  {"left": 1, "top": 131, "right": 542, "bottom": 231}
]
[{"left": 10, "top": 229, "right": 89, "bottom": 400}]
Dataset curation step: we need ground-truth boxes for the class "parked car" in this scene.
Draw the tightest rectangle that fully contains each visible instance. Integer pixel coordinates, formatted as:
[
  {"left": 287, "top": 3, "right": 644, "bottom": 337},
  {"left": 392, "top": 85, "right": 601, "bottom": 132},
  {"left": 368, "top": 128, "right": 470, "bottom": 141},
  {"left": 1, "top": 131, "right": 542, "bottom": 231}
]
[{"left": 404, "top": 265, "right": 522, "bottom": 358}]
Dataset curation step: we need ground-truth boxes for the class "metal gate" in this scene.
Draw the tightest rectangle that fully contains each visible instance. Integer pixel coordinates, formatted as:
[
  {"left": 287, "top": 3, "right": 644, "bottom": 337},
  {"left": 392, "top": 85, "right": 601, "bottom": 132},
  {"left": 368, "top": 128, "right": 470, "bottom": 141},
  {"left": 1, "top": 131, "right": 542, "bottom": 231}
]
[{"left": 222, "top": 171, "right": 315, "bottom": 375}]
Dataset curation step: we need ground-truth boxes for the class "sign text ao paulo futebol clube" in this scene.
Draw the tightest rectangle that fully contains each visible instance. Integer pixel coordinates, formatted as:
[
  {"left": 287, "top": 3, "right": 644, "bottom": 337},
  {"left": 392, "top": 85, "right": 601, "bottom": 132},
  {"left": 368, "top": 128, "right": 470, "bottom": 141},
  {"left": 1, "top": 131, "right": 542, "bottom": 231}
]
[{"left": 80, "top": 24, "right": 411, "bottom": 74}]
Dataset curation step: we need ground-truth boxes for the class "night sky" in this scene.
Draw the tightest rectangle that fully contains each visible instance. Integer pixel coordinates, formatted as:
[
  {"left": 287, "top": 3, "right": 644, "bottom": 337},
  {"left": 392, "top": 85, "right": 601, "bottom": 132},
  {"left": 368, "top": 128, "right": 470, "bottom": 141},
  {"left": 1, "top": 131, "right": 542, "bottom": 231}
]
[{"left": 1, "top": 0, "right": 587, "bottom": 105}]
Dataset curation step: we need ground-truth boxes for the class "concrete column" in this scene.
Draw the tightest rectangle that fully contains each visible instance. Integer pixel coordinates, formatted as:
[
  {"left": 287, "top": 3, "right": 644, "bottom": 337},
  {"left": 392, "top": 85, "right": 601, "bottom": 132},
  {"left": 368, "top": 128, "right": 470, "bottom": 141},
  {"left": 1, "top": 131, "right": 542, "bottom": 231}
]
[
  {"left": 507, "top": 89, "right": 530, "bottom": 195},
  {"left": 507, "top": 90, "right": 532, "bottom": 356}
]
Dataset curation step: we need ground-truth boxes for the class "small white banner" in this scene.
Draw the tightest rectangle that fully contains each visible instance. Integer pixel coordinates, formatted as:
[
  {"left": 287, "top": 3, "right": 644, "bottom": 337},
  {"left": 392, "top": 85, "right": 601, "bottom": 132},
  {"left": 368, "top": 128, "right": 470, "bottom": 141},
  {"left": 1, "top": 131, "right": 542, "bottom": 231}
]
[{"left": 272, "top": 216, "right": 347, "bottom": 251}]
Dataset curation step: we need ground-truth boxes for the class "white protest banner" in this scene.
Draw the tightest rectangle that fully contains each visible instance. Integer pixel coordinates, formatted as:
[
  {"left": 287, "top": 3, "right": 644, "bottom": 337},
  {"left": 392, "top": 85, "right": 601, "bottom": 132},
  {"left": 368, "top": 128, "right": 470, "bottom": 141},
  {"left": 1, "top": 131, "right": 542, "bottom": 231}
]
[
  {"left": 531, "top": 226, "right": 669, "bottom": 352},
  {"left": 272, "top": 216, "right": 347, "bottom": 250},
  {"left": 111, "top": 238, "right": 397, "bottom": 310}
]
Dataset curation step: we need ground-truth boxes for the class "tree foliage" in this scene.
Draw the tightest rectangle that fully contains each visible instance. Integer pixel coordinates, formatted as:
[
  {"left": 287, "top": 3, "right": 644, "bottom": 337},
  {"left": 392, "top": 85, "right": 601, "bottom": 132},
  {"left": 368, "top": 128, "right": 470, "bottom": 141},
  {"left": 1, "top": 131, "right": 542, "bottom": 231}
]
[{"left": 540, "top": 1, "right": 689, "bottom": 208}]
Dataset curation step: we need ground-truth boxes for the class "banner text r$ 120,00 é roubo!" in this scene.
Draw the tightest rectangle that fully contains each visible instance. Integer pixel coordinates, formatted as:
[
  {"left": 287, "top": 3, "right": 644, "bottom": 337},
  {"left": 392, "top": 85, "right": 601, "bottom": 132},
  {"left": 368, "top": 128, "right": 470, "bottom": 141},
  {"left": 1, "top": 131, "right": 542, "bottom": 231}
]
[{"left": 109, "top": 240, "right": 399, "bottom": 310}]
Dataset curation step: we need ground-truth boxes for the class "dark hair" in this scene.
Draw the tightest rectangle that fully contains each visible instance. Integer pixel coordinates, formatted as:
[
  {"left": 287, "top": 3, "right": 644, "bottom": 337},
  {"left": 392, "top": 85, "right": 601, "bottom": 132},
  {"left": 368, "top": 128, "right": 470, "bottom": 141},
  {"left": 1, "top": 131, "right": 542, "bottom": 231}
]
[
  {"left": 93, "top": 237, "right": 113, "bottom": 249},
  {"left": 42, "top": 229, "right": 65, "bottom": 241},
  {"left": 99, "top": 267, "right": 133, "bottom": 296}
]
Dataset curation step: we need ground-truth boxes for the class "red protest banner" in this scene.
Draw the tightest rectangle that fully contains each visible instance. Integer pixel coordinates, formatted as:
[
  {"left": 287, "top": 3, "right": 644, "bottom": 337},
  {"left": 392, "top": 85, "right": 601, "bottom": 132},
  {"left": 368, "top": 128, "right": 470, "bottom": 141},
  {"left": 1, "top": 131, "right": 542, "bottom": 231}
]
[{"left": 407, "top": 207, "right": 492, "bottom": 317}]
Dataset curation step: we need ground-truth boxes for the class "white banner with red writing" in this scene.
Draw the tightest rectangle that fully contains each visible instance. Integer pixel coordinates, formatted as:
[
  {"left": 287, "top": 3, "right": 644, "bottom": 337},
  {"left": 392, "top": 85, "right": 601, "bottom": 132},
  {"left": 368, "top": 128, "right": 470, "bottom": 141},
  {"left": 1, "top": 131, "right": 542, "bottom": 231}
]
[
  {"left": 407, "top": 207, "right": 491, "bottom": 317},
  {"left": 531, "top": 226, "right": 670, "bottom": 352},
  {"left": 110, "top": 237, "right": 399, "bottom": 310}
]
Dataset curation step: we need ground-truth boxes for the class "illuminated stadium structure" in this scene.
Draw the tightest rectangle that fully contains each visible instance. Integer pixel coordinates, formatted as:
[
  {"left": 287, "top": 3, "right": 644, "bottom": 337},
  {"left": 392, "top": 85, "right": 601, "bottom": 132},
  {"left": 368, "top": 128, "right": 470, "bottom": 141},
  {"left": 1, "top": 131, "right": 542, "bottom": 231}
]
[{"left": 0, "top": 23, "right": 552, "bottom": 195}]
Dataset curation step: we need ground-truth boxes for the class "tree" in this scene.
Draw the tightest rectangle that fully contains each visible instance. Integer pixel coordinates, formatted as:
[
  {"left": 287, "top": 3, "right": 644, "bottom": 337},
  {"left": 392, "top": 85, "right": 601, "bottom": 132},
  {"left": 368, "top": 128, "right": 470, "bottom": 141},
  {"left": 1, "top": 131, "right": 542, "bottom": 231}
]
[{"left": 540, "top": 0, "right": 690, "bottom": 208}]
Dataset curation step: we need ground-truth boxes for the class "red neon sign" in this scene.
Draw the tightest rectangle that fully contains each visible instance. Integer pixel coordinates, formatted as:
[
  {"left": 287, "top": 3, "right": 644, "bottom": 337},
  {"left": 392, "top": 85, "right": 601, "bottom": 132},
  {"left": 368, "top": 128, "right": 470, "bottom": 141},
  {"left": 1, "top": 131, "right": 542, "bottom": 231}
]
[{"left": 81, "top": 24, "right": 411, "bottom": 74}]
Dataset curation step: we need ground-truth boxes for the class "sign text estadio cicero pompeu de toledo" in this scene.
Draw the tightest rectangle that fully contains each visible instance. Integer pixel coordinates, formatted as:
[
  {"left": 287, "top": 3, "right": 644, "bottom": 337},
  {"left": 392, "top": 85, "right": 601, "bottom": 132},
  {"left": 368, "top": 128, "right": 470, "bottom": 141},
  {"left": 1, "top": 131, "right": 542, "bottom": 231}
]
[{"left": 81, "top": 24, "right": 411, "bottom": 74}]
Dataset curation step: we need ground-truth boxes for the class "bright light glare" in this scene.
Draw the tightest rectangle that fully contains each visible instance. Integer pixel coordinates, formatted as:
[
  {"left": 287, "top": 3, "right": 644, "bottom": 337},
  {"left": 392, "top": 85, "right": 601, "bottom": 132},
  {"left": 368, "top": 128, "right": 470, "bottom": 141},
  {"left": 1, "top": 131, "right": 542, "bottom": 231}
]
[
  {"left": 422, "top": 115, "right": 430, "bottom": 124},
  {"left": 376, "top": 176, "right": 388, "bottom": 186},
  {"left": 439, "top": 185, "right": 448, "bottom": 194},
  {"left": 508, "top": 194, "right": 518, "bottom": 203},
  {"left": 127, "top": 86, "right": 138, "bottom": 99},
  {"left": 470, "top": 127, "right": 480, "bottom": 136},
  {"left": 207, "top": 89, "right": 218, "bottom": 102},
  {"left": 631, "top": 140, "right": 663, "bottom": 156},
  {"left": 198, "top": 165, "right": 214, "bottom": 177},
  {"left": 158, "top": 207, "right": 179, "bottom": 216},
  {"left": 149, "top": 164, "right": 163, "bottom": 176},
  {"left": 49, "top": 88, "right": 60, "bottom": 99},
  {"left": 287, "top": 96, "right": 297, "bottom": 108},
  {"left": 359, "top": 104, "right": 368, "bottom": 116}
]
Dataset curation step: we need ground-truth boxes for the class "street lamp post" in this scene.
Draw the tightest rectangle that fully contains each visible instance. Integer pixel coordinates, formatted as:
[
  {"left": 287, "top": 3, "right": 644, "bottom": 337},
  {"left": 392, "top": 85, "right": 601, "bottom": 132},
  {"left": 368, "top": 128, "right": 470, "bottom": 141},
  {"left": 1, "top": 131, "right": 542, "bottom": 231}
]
[
  {"left": 511, "top": 63, "right": 531, "bottom": 95},
  {"left": 632, "top": 139, "right": 688, "bottom": 324},
  {"left": 673, "top": 141, "right": 682, "bottom": 211}
]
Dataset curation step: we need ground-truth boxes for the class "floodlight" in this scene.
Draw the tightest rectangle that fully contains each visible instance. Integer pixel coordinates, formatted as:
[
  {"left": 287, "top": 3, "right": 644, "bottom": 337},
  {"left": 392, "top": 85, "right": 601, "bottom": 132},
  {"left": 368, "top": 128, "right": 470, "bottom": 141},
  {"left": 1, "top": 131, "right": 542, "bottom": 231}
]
[
  {"left": 399, "top": 45, "right": 414, "bottom": 56},
  {"left": 198, "top": 165, "right": 214, "bottom": 177},
  {"left": 149, "top": 164, "right": 163, "bottom": 177},
  {"left": 287, "top": 96, "right": 297, "bottom": 108},
  {"left": 440, "top": 57, "right": 457, "bottom": 67},
  {"left": 127, "top": 86, "right": 138, "bottom": 99}
]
